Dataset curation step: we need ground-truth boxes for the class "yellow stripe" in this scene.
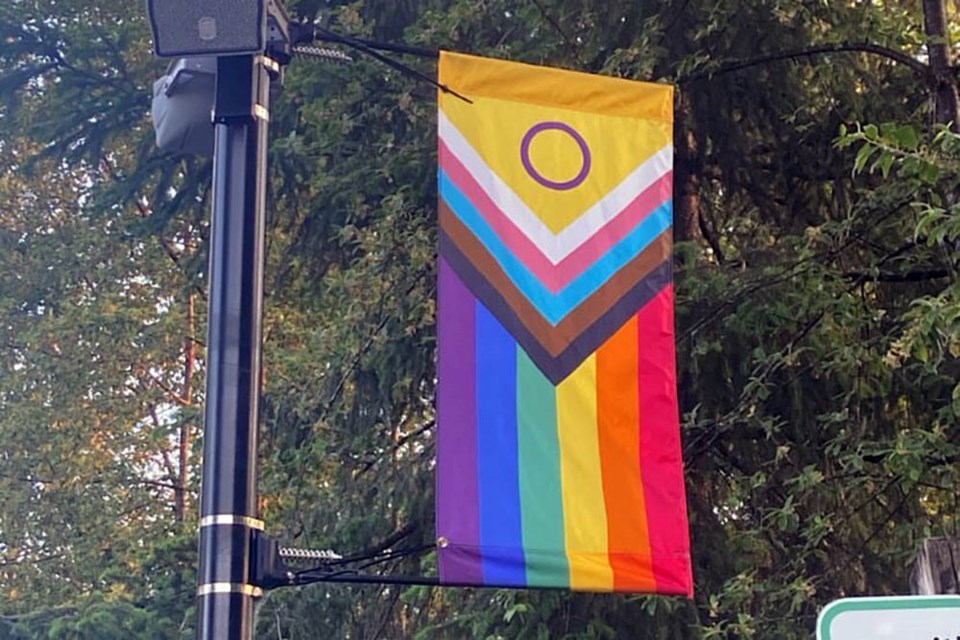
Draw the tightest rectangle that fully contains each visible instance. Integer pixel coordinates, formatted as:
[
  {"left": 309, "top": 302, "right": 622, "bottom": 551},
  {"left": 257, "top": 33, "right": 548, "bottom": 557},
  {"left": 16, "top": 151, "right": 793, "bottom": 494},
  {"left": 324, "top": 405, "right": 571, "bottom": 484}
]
[
  {"left": 439, "top": 51, "right": 674, "bottom": 122},
  {"left": 556, "top": 354, "right": 614, "bottom": 590}
]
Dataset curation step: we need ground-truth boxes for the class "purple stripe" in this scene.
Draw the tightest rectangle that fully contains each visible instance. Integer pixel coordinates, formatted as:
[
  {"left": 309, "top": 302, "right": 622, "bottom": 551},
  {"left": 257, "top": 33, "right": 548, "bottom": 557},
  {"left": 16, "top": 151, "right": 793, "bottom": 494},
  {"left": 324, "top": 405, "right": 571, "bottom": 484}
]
[{"left": 436, "top": 258, "right": 484, "bottom": 584}]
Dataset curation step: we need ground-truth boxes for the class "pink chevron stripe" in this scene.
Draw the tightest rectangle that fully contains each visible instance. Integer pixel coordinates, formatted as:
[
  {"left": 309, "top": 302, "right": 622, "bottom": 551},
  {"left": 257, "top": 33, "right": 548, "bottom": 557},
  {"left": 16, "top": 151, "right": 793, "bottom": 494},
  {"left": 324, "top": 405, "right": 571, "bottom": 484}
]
[
  {"left": 440, "top": 141, "right": 560, "bottom": 290},
  {"left": 556, "top": 172, "right": 671, "bottom": 289},
  {"left": 440, "top": 140, "right": 672, "bottom": 294}
]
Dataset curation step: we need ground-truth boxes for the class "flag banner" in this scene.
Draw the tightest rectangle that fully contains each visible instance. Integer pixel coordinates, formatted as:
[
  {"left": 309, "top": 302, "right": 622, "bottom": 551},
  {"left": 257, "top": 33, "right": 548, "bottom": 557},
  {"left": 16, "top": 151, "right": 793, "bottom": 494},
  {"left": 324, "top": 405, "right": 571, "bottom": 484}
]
[{"left": 436, "top": 51, "right": 693, "bottom": 595}]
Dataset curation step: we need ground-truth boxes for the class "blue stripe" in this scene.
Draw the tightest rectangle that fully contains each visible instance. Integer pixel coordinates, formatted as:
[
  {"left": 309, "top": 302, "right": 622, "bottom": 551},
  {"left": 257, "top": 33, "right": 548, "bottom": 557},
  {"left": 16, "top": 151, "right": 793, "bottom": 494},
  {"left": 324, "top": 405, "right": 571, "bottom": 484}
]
[
  {"left": 475, "top": 303, "right": 526, "bottom": 587},
  {"left": 440, "top": 170, "right": 672, "bottom": 325}
]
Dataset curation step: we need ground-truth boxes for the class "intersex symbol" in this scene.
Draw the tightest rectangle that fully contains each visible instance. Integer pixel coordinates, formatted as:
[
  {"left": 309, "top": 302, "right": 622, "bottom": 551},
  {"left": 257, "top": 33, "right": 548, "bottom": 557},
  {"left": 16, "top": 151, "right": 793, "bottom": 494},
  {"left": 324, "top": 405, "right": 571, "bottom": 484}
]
[{"left": 520, "top": 121, "right": 591, "bottom": 191}]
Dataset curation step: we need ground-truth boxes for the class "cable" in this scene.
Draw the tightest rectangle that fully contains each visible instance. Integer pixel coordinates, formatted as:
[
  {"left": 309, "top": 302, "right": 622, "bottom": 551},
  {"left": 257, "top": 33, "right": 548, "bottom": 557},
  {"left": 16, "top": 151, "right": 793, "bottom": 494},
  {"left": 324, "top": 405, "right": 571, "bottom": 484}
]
[
  {"left": 312, "top": 32, "right": 437, "bottom": 59},
  {"left": 352, "top": 544, "right": 435, "bottom": 569},
  {"left": 293, "top": 543, "right": 435, "bottom": 577},
  {"left": 306, "top": 30, "right": 930, "bottom": 89},
  {"left": 291, "top": 543, "right": 437, "bottom": 591},
  {"left": 312, "top": 26, "right": 471, "bottom": 103},
  {"left": 329, "top": 543, "right": 436, "bottom": 567},
  {"left": 295, "top": 572, "right": 441, "bottom": 587}
]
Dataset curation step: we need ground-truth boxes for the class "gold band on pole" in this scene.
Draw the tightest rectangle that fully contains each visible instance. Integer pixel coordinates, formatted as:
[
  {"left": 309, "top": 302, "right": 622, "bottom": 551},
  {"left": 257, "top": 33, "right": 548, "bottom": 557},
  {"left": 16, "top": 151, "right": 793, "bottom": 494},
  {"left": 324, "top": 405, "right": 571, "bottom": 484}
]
[
  {"left": 258, "top": 56, "right": 280, "bottom": 74},
  {"left": 199, "top": 514, "right": 264, "bottom": 530},
  {"left": 197, "top": 582, "right": 264, "bottom": 598}
]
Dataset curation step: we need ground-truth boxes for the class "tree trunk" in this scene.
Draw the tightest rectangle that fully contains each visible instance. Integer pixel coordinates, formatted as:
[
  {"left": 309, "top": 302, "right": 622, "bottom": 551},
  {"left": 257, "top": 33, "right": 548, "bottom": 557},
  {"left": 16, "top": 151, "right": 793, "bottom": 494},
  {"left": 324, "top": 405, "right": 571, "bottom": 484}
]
[
  {"left": 910, "top": 537, "right": 960, "bottom": 594},
  {"left": 674, "top": 91, "right": 702, "bottom": 247},
  {"left": 923, "top": 0, "right": 959, "bottom": 129}
]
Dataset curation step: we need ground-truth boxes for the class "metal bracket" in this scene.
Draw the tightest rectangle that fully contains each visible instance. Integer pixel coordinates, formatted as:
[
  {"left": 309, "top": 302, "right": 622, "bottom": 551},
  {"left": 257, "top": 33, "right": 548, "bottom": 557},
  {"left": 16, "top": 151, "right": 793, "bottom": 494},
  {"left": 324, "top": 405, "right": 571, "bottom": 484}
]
[{"left": 213, "top": 55, "right": 274, "bottom": 123}]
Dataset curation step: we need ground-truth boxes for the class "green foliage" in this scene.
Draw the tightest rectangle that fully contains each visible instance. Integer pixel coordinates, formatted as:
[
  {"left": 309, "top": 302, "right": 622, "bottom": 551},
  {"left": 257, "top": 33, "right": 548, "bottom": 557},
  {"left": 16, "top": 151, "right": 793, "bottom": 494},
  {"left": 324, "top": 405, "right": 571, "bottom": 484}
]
[{"left": 2, "top": 0, "right": 960, "bottom": 639}]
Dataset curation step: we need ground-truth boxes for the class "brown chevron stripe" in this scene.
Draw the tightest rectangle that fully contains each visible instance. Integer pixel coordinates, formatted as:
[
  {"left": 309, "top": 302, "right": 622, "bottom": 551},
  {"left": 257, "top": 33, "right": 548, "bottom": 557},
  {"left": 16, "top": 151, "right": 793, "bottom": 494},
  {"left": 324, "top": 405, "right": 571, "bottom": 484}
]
[
  {"left": 441, "top": 235, "right": 671, "bottom": 383},
  {"left": 439, "top": 199, "right": 671, "bottom": 356}
]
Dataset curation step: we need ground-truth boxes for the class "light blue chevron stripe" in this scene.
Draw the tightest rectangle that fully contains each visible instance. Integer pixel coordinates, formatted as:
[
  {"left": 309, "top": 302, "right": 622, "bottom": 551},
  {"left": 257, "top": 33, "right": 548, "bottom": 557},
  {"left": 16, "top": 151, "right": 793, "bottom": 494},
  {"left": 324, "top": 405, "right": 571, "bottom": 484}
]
[{"left": 440, "top": 170, "right": 673, "bottom": 326}]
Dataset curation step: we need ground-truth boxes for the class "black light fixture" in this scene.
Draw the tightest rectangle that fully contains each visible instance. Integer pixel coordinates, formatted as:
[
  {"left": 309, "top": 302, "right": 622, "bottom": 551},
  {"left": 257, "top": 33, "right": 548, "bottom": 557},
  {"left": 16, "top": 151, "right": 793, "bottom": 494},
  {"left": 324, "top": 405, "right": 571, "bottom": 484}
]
[{"left": 146, "top": 0, "right": 267, "bottom": 58}]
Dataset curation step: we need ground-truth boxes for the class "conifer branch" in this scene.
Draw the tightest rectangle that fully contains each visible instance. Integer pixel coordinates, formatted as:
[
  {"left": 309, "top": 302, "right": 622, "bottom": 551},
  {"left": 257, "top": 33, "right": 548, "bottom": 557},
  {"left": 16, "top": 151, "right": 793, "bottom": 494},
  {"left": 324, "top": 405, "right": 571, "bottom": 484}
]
[
  {"left": 842, "top": 267, "right": 950, "bottom": 282},
  {"left": 679, "top": 42, "right": 930, "bottom": 83}
]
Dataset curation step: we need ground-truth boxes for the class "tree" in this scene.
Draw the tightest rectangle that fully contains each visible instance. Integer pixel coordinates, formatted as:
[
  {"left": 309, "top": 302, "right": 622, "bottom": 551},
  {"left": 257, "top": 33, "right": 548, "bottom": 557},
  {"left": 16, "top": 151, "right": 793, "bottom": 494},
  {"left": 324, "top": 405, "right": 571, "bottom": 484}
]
[
  {"left": 1, "top": 0, "right": 959, "bottom": 638},
  {"left": 0, "top": 2, "right": 203, "bottom": 634}
]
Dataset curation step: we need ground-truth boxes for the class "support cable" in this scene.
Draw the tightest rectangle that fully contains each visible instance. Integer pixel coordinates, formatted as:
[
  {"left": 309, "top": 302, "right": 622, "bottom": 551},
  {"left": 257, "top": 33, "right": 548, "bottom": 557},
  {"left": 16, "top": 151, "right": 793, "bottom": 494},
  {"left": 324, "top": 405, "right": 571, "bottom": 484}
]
[
  {"left": 293, "top": 543, "right": 436, "bottom": 576},
  {"left": 263, "top": 541, "right": 437, "bottom": 588},
  {"left": 311, "top": 26, "right": 471, "bottom": 103},
  {"left": 309, "top": 29, "right": 932, "bottom": 84},
  {"left": 311, "top": 31, "right": 438, "bottom": 59}
]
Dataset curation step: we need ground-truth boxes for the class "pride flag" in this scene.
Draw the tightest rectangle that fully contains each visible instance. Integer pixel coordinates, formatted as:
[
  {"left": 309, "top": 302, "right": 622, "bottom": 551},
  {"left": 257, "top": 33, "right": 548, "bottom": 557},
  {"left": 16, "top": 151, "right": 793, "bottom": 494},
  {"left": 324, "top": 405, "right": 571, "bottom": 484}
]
[{"left": 435, "top": 52, "right": 692, "bottom": 595}]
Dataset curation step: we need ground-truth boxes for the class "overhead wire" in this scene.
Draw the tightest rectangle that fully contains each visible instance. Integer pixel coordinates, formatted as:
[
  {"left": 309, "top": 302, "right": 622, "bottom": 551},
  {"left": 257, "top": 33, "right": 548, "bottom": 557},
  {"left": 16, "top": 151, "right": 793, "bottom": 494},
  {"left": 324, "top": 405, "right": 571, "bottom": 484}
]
[
  {"left": 309, "top": 29, "right": 931, "bottom": 86},
  {"left": 312, "top": 32, "right": 438, "bottom": 59},
  {"left": 312, "top": 26, "right": 471, "bottom": 103}
]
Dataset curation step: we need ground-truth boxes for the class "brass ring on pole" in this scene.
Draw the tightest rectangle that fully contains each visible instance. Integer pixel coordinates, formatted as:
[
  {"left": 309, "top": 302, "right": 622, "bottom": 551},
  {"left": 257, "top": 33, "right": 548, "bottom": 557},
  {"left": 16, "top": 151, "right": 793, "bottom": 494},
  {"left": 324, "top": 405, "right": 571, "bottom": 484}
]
[
  {"left": 258, "top": 55, "right": 280, "bottom": 74},
  {"left": 199, "top": 514, "right": 265, "bottom": 530},
  {"left": 197, "top": 583, "right": 264, "bottom": 598}
]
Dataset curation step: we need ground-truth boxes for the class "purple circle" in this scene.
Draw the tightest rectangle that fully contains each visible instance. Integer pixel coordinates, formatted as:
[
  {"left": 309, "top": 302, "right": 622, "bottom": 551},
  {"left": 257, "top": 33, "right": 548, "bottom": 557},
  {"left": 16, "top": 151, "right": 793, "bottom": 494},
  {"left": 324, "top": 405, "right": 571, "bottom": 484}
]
[{"left": 520, "top": 122, "right": 592, "bottom": 190}]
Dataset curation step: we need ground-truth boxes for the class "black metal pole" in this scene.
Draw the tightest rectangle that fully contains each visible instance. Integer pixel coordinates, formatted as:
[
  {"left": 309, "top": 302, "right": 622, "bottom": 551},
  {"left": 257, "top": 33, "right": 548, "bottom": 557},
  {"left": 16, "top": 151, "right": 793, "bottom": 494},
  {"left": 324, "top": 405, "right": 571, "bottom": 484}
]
[{"left": 196, "top": 53, "right": 273, "bottom": 640}]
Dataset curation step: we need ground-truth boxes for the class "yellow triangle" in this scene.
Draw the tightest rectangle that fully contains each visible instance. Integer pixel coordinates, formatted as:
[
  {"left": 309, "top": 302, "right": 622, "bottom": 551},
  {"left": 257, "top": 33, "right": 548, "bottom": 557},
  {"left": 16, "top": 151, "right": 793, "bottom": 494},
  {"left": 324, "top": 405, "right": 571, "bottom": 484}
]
[{"left": 442, "top": 95, "right": 671, "bottom": 234}]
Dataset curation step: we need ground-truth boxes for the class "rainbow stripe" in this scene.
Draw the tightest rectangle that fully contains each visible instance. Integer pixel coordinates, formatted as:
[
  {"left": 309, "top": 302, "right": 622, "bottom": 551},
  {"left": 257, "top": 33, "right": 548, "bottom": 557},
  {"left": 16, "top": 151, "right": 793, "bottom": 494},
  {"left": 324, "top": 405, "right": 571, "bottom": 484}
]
[{"left": 435, "top": 52, "right": 692, "bottom": 595}]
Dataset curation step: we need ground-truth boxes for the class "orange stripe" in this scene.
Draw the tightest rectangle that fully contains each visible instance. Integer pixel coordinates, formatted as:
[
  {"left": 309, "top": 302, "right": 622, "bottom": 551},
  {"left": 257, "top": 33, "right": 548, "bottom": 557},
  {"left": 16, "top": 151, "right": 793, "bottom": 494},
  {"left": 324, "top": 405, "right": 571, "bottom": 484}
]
[
  {"left": 439, "top": 51, "right": 674, "bottom": 121},
  {"left": 597, "top": 315, "right": 657, "bottom": 591}
]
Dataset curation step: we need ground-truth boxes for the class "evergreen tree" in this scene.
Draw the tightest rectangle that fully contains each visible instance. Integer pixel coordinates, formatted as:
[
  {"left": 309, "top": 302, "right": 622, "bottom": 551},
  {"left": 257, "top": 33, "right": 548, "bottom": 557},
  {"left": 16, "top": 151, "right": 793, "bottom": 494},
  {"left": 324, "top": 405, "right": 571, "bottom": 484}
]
[{"left": 1, "top": 1, "right": 958, "bottom": 638}]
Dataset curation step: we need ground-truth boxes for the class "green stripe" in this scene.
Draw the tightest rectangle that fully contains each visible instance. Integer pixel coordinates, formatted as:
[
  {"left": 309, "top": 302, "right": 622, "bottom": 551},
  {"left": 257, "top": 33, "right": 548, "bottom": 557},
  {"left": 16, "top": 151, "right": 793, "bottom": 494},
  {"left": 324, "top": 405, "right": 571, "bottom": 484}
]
[{"left": 516, "top": 350, "right": 569, "bottom": 587}]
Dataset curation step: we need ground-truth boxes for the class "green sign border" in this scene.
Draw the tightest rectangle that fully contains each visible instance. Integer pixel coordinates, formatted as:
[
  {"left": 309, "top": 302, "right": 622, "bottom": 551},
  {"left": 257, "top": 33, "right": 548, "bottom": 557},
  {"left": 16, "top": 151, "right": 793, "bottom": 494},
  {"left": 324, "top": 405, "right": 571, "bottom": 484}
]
[{"left": 818, "top": 596, "right": 960, "bottom": 640}]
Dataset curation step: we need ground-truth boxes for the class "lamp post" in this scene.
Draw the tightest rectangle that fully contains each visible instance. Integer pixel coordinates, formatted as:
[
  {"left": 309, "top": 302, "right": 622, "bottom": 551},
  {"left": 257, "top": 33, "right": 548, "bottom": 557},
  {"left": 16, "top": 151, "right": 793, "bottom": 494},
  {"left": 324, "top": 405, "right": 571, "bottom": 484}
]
[
  {"left": 193, "top": 52, "right": 273, "bottom": 640},
  {"left": 146, "top": 3, "right": 281, "bottom": 639}
]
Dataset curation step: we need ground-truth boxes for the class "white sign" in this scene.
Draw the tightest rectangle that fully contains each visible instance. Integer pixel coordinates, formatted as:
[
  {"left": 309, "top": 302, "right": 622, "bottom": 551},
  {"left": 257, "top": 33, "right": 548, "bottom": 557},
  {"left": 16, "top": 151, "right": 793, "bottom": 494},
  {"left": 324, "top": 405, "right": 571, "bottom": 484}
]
[{"left": 818, "top": 596, "right": 960, "bottom": 640}]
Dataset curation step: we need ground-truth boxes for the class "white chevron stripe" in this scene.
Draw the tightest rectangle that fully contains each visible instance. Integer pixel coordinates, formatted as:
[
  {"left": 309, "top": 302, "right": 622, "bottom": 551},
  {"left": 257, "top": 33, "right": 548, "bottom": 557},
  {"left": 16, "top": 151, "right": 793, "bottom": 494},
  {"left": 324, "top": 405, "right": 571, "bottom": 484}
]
[{"left": 439, "top": 111, "right": 672, "bottom": 264}]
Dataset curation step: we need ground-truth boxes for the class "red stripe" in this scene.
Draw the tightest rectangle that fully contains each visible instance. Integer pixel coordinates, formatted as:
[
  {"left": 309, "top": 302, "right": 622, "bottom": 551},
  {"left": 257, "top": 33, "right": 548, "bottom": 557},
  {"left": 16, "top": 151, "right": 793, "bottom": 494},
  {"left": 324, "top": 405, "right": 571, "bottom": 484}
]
[{"left": 637, "top": 286, "right": 694, "bottom": 596}]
